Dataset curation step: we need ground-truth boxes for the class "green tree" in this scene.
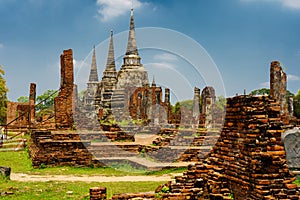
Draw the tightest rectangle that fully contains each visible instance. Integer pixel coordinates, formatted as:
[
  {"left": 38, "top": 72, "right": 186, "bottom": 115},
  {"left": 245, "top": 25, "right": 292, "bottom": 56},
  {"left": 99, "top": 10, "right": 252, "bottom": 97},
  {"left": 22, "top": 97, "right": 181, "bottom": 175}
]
[
  {"left": 17, "top": 96, "right": 29, "bottom": 103},
  {"left": 171, "top": 100, "right": 194, "bottom": 114},
  {"left": 36, "top": 89, "right": 58, "bottom": 112},
  {"left": 0, "top": 65, "right": 8, "bottom": 124},
  {"left": 250, "top": 88, "right": 270, "bottom": 96},
  {"left": 250, "top": 88, "right": 294, "bottom": 100},
  {"left": 216, "top": 95, "right": 226, "bottom": 111}
]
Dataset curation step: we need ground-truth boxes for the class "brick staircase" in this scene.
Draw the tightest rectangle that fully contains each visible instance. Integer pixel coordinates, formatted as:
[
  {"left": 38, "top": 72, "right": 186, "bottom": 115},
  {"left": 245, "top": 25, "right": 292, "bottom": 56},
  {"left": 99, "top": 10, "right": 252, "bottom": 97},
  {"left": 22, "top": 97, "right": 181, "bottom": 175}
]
[{"left": 0, "top": 138, "right": 27, "bottom": 152}]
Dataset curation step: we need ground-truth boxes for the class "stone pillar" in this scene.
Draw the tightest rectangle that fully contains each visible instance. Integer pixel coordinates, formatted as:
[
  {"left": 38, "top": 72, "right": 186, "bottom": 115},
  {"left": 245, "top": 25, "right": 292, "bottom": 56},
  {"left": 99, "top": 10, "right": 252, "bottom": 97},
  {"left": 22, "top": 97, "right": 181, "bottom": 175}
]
[
  {"left": 270, "top": 61, "right": 287, "bottom": 116},
  {"left": 201, "top": 86, "right": 216, "bottom": 129},
  {"left": 193, "top": 87, "right": 200, "bottom": 126},
  {"left": 164, "top": 88, "right": 170, "bottom": 104},
  {"left": 54, "top": 49, "right": 74, "bottom": 130},
  {"left": 90, "top": 187, "right": 106, "bottom": 200}
]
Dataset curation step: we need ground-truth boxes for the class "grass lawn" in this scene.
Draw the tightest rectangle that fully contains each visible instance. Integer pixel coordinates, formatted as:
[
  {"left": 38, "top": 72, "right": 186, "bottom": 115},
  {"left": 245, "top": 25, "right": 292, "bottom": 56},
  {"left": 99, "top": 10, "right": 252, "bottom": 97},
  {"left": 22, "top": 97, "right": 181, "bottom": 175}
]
[
  {"left": 0, "top": 178, "right": 165, "bottom": 199},
  {"left": 0, "top": 150, "right": 187, "bottom": 176},
  {"left": 0, "top": 150, "right": 177, "bottom": 199},
  {"left": 2, "top": 150, "right": 299, "bottom": 199}
]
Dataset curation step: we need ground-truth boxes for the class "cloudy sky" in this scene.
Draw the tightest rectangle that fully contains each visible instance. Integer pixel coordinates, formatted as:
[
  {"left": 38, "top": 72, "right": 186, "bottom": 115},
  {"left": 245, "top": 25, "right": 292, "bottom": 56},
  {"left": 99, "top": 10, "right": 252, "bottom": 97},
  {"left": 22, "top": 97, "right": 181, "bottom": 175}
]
[{"left": 1, "top": 0, "right": 300, "bottom": 102}]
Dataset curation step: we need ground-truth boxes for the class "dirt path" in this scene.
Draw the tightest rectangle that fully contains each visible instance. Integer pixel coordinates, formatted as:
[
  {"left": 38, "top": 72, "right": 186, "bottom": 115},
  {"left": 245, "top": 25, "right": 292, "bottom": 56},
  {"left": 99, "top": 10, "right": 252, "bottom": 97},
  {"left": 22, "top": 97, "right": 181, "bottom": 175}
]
[{"left": 10, "top": 173, "right": 182, "bottom": 183}]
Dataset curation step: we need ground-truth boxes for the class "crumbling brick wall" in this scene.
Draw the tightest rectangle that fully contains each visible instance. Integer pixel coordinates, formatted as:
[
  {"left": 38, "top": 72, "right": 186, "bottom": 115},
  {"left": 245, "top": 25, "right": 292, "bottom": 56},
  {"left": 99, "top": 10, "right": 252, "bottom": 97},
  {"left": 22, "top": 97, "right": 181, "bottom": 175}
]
[
  {"left": 128, "top": 86, "right": 170, "bottom": 124},
  {"left": 29, "top": 130, "right": 92, "bottom": 168},
  {"left": 163, "top": 95, "right": 299, "bottom": 200},
  {"left": 54, "top": 49, "right": 74, "bottom": 130},
  {"left": 6, "top": 83, "right": 36, "bottom": 129}
]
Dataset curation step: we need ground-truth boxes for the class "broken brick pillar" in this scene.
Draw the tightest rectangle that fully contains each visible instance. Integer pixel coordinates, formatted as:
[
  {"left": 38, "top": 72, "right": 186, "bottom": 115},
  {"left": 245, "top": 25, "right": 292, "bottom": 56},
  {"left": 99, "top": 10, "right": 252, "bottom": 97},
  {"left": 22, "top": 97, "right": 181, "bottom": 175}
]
[
  {"left": 270, "top": 61, "right": 287, "bottom": 116},
  {"left": 201, "top": 86, "right": 216, "bottom": 128},
  {"left": 54, "top": 49, "right": 74, "bottom": 130},
  {"left": 29, "top": 83, "right": 36, "bottom": 127}
]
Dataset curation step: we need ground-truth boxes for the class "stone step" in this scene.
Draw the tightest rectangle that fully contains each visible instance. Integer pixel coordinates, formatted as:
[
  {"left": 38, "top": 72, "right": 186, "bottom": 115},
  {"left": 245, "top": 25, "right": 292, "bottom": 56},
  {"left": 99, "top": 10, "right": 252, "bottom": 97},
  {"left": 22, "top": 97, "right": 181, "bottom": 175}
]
[
  {"left": 94, "top": 156, "right": 195, "bottom": 171},
  {"left": 92, "top": 152, "right": 137, "bottom": 158},
  {"left": 0, "top": 147, "right": 25, "bottom": 152},
  {"left": 88, "top": 144, "right": 140, "bottom": 153},
  {"left": 0, "top": 139, "right": 27, "bottom": 152}
]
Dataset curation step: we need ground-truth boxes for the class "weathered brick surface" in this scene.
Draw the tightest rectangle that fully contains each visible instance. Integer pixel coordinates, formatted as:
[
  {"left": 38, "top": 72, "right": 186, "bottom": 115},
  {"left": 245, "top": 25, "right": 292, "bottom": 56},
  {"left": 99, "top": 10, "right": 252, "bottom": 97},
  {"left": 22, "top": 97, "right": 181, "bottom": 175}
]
[
  {"left": 270, "top": 61, "right": 287, "bottom": 117},
  {"left": 54, "top": 49, "right": 74, "bottom": 130},
  {"left": 163, "top": 95, "right": 299, "bottom": 200},
  {"left": 29, "top": 130, "right": 92, "bottom": 168}
]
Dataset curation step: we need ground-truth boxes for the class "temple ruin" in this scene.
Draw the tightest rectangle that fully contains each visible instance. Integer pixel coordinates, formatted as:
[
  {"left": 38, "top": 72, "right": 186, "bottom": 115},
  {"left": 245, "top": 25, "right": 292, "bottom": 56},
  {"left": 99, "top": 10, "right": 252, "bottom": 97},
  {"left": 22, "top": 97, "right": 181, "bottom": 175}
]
[{"left": 3, "top": 7, "right": 300, "bottom": 200}]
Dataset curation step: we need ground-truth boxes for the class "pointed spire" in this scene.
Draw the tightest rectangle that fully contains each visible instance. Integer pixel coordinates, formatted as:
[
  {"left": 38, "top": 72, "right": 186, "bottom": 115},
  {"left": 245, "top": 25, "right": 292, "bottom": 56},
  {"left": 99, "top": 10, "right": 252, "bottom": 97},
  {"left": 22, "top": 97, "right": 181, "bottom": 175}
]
[
  {"left": 151, "top": 75, "right": 156, "bottom": 87},
  {"left": 88, "top": 46, "right": 99, "bottom": 82},
  {"left": 126, "top": 8, "right": 138, "bottom": 55},
  {"left": 104, "top": 30, "right": 116, "bottom": 73}
]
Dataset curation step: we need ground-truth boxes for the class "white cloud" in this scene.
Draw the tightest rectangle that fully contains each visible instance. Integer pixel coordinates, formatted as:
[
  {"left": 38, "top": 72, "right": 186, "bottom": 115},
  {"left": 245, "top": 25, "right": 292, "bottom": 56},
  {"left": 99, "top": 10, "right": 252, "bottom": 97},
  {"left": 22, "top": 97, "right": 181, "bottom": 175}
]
[
  {"left": 96, "top": 0, "right": 145, "bottom": 22},
  {"left": 287, "top": 74, "right": 300, "bottom": 81},
  {"left": 73, "top": 59, "right": 89, "bottom": 73},
  {"left": 153, "top": 53, "right": 179, "bottom": 62},
  {"left": 259, "top": 81, "right": 269, "bottom": 88},
  {"left": 241, "top": 0, "right": 300, "bottom": 9},
  {"left": 282, "top": 0, "right": 300, "bottom": 9}
]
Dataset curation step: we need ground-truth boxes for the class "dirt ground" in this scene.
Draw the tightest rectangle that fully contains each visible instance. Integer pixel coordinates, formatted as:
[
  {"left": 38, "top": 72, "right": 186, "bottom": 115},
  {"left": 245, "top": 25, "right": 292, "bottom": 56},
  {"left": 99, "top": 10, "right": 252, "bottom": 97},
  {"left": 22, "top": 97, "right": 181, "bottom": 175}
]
[{"left": 10, "top": 172, "right": 182, "bottom": 183}]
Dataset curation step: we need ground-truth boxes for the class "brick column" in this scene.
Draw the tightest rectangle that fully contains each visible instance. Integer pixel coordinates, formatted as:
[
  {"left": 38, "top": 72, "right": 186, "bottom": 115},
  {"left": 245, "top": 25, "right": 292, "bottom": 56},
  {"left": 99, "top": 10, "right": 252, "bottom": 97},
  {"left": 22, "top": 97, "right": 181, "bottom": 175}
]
[{"left": 54, "top": 49, "right": 74, "bottom": 130}]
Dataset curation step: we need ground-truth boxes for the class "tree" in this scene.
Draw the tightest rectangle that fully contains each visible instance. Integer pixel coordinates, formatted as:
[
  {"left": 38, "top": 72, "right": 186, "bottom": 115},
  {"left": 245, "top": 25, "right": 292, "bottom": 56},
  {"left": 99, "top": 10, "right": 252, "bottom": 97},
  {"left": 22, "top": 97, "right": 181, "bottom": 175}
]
[
  {"left": 250, "top": 88, "right": 270, "bottom": 96},
  {"left": 216, "top": 95, "right": 226, "bottom": 111},
  {"left": 250, "top": 88, "right": 294, "bottom": 100},
  {"left": 36, "top": 89, "right": 58, "bottom": 112},
  {"left": 17, "top": 96, "right": 29, "bottom": 103},
  {"left": 0, "top": 65, "right": 8, "bottom": 124},
  {"left": 171, "top": 100, "right": 194, "bottom": 114}
]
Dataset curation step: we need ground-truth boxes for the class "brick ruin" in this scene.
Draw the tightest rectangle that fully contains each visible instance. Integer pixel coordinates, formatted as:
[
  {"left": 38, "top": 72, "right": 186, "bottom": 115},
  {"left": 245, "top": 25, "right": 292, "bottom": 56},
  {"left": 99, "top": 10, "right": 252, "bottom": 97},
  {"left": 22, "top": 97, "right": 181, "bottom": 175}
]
[
  {"left": 270, "top": 61, "right": 287, "bottom": 116},
  {"left": 94, "top": 96, "right": 300, "bottom": 200},
  {"left": 4, "top": 6, "right": 300, "bottom": 200},
  {"left": 6, "top": 83, "right": 36, "bottom": 129},
  {"left": 160, "top": 95, "right": 299, "bottom": 200},
  {"left": 89, "top": 61, "right": 300, "bottom": 199},
  {"left": 29, "top": 130, "right": 92, "bottom": 168},
  {"left": 54, "top": 49, "right": 74, "bottom": 130}
]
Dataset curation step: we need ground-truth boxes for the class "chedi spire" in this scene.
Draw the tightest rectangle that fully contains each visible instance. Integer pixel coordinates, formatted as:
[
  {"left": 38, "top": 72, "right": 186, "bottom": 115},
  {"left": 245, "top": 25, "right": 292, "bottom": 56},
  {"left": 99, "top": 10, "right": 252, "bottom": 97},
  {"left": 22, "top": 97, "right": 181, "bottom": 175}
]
[
  {"left": 104, "top": 30, "right": 117, "bottom": 76},
  {"left": 126, "top": 8, "right": 139, "bottom": 56},
  {"left": 88, "top": 46, "right": 99, "bottom": 82}
]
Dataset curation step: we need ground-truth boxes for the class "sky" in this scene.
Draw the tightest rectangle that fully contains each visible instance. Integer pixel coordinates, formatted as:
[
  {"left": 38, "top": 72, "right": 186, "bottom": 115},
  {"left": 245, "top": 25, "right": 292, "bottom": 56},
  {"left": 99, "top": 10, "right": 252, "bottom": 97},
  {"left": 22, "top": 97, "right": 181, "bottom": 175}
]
[{"left": 0, "top": 0, "right": 300, "bottom": 102}]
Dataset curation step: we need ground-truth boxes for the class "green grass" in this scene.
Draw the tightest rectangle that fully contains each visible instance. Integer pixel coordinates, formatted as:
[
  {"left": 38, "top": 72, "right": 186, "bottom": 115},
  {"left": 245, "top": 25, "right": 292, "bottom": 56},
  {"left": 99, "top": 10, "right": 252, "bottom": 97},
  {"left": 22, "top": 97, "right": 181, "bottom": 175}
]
[
  {"left": 294, "top": 178, "right": 300, "bottom": 186},
  {"left": 0, "top": 178, "right": 164, "bottom": 199},
  {"left": 0, "top": 150, "right": 178, "bottom": 199},
  {"left": 0, "top": 150, "right": 187, "bottom": 176}
]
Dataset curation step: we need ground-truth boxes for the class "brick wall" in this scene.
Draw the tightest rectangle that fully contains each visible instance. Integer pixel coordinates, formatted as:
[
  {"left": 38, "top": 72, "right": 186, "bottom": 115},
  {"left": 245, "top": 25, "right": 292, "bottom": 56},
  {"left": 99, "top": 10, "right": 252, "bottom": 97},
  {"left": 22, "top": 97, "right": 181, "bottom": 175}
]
[
  {"left": 163, "top": 95, "right": 299, "bottom": 199},
  {"left": 29, "top": 130, "right": 92, "bottom": 168}
]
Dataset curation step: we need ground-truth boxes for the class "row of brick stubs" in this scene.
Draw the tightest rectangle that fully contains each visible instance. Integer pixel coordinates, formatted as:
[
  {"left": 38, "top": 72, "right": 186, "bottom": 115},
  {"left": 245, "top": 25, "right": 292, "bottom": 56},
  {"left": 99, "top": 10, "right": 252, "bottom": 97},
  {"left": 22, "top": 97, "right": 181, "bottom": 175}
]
[{"left": 163, "top": 95, "right": 299, "bottom": 200}]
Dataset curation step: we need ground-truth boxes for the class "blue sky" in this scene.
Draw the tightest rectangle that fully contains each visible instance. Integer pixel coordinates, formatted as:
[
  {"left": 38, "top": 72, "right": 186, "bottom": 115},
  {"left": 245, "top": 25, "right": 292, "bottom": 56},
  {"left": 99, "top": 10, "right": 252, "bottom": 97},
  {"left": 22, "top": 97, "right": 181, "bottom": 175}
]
[{"left": 1, "top": 0, "right": 300, "bottom": 102}]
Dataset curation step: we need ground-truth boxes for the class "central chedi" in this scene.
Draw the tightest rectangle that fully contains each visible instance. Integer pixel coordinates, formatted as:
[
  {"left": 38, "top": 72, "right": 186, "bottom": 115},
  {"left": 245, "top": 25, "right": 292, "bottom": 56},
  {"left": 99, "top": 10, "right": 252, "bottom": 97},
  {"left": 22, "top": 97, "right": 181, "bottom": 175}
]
[
  {"left": 116, "top": 8, "right": 149, "bottom": 89},
  {"left": 81, "top": 8, "right": 170, "bottom": 126}
]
